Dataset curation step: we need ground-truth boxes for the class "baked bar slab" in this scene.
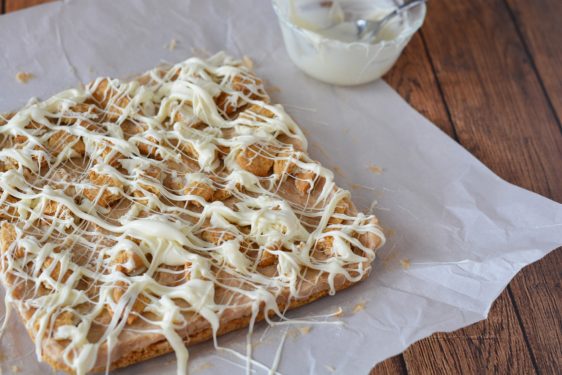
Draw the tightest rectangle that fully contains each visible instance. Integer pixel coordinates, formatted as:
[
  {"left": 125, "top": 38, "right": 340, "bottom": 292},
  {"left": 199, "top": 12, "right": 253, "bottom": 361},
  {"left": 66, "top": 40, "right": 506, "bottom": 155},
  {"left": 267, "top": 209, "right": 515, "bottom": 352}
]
[{"left": 0, "top": 52, "right": 384, "bottom": 374}]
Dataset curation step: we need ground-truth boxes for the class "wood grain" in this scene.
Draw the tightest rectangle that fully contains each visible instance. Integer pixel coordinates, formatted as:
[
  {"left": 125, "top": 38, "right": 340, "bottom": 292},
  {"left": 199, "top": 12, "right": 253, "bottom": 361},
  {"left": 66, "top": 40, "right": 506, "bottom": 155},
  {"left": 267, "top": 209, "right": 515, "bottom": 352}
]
[
  {"left": 5, "top": 0, "right": 49, "bottom": 12},
  {"left": 497, "top": 4, "right": 562, "bottom": 369},
  {"left": 403, "top": 293, "right": 536, "bottom": 374},
  {"left": 383, "top": 6, "right": 560, "bottom": 373},
  {"left": 506, "top": 0, "right": 562, "bottom": 128},
  {"left": 420, "top": 0, "right": 562, "bottom": 373},
  {"left": 421, "top": 0, "right": 562, "bottom": 196},
  {"left": 384, "top": 10, "right": 553, "bottom": 373},
  {"left": 385, "top": 2, "right": 559, "bottom": 373},
  {"left": 507, "top": 254, "right": 562, "bottom": 374},
  {"left": 370, "top": 355, "right": 407, "bottom": 375},
  {"left": 384, "top": 33, "right": 455, "bottom": 138}
]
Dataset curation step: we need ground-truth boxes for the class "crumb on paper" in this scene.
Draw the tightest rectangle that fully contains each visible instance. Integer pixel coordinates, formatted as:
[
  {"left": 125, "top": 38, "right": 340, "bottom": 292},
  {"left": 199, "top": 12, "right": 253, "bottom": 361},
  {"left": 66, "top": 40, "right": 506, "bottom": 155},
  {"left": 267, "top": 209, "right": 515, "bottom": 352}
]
[
  {"left": 400, "top": 258, "right": 411, "bottom": 270},
  {"left": 193, "top": 362, "right": 213, "bottom": 373},
  {"left": 368, "top": 164, "right": 383, "bottom": 174},
  {"left": 11, "top": 365, "right": 20, "bottom": 373},
  {"left": 165, "top": 38, "right": 178, "bottom": 51},
  {"left": 352, "top": 301, "right": 366, "bottom": 314},
  {"left": 15, "top": 72, "right": 33, "bottom": 84},
  {"left": 298, "top": 326, "right": 312, "bottom": 335},
  {"left": 242, "top": 55, "right": 254, "bottom": 69},
  {"left": 287, "top": 327, "right": 300, "bottom": 339},
  {"left": 324, "top": 364, "right": 336, "bottom": 373}
]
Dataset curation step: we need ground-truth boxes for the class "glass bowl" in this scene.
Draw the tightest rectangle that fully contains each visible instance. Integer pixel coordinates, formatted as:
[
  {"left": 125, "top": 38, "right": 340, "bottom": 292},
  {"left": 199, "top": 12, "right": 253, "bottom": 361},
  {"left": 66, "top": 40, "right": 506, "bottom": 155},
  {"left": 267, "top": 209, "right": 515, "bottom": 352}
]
[{"left": 272, "top": 0, "right": 426, "bottom": 85}]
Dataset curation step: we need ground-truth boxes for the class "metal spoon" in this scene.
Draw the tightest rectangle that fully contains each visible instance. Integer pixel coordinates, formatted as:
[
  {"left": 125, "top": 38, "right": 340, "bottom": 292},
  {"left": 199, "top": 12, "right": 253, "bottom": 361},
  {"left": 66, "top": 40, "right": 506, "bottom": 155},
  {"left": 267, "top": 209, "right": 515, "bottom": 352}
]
[{"left": 356, "top": 0, "right": 426, "bottom": 42}]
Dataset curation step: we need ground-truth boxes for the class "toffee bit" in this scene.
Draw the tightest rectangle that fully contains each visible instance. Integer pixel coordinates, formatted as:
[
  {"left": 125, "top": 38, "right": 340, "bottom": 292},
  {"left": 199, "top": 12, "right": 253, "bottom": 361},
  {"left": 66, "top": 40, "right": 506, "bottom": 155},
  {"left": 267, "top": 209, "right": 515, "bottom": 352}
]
[
  {"left": 287, "top": 327, "right": 300, "bottom": 339},
  {"left": 368, "top": 164, "right": 383, "bottom": 174},
  {"left": 15, "top": 72, "right": 33, "bottom": 84},
  {"left": 400, "top": 258, "right": 411, "bottom": 270},
  {"left": 352, "top": 301, "right": 366, "bottom": 314}
]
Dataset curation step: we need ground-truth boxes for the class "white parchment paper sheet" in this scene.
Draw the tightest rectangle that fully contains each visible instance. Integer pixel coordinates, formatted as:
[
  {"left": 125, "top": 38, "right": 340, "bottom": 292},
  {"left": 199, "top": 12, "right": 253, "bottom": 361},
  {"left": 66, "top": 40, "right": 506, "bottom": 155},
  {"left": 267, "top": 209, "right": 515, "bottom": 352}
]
[{"left": 0, "top": 0, "right": 560, "bottom": 374}]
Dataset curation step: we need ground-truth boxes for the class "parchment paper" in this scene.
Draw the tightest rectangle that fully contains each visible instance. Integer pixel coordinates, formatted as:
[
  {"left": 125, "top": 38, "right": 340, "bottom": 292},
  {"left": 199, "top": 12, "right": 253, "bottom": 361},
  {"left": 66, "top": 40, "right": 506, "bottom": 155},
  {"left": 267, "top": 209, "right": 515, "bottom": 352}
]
[{"left": 0, "top": 0, "right": 560, "bottom": 374}]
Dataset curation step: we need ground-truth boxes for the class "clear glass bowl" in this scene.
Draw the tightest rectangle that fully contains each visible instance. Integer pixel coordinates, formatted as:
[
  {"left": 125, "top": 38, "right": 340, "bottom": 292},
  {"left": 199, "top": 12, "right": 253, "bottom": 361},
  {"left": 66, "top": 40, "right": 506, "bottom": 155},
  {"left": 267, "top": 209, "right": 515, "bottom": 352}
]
[{"left": 272, "top": 0, "right": 426, "bottom": 85}]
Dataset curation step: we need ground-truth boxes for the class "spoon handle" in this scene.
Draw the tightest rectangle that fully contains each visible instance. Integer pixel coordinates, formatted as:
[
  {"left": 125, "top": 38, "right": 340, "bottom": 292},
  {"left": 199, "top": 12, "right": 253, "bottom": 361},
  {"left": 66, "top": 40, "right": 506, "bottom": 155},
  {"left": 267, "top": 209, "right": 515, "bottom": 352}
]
[
  {"left": 385, "top": 0, "right": 426, "bottom": 23},
  {"left": 359, "top": 0, "right": 426, "bottom": 42}
]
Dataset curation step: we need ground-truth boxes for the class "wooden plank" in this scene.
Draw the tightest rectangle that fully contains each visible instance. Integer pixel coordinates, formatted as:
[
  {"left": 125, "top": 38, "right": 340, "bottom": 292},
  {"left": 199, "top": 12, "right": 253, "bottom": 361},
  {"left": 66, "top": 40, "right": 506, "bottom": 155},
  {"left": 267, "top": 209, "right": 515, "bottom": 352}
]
[
  {"left": 506, "top": 0, "right": 562, "bottom": 127},
  {"left": 384, "top": 26, "right": 538, "bottom": 374},
  {"left": 419, "top": 0, "right": 562, "bottom": 373},
  {"left": 507, "top": 252, "right": 562, "bottom": 374},
  {"left": 403, "top": 293, "right": 537, "bottom": 374},
  {"left": 371, "top": 355, "right": 407, "bottom": 375},
  {"left": 384, "top": 33, "right": 456, "bottom": 138},
  {"left": 420, "top": 0, "right": 562, "bottom": 197},
  {"left": 5, "top": 0, "right": 50, "bottom": 12}
]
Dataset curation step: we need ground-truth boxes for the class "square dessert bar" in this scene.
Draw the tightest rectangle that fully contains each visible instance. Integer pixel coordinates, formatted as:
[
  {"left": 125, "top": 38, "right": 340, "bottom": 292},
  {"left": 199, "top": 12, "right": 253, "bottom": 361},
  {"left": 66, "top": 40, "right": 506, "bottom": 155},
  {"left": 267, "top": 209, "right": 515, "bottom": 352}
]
[{"left": 0, "top": 52, "right": 384, "bottom": 374}]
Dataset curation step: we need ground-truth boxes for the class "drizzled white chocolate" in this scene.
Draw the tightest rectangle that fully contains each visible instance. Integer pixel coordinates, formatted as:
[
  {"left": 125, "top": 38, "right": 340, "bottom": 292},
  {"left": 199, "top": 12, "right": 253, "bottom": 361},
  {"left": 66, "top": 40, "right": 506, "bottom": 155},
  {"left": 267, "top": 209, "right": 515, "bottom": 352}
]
[{"left": 0, "top": 52, "right": 384, "bottom": 374}]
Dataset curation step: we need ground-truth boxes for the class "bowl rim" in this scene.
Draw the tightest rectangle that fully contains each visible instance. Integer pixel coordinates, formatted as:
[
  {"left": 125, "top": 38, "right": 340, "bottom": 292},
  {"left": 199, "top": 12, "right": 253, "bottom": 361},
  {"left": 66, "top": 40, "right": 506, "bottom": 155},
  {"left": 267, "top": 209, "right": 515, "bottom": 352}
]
[{"left": 271, "top": 0, "right": 426, "bottom": 48}]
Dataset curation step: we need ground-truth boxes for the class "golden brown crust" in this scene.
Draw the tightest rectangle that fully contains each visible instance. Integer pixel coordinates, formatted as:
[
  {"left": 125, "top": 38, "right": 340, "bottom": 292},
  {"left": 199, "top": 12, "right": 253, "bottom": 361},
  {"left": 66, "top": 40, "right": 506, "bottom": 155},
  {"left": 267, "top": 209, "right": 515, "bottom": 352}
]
[{"left": 39, "top": 273, "right": 362, "bottom": 374}]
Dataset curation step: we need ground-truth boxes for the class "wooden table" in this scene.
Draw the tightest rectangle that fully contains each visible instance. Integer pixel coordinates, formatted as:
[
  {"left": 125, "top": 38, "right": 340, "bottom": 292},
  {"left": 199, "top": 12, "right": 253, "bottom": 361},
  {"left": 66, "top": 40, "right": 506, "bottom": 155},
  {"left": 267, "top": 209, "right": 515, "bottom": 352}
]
[{"left": 2, "top": 0, "right": 561, "bottom": 373}]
